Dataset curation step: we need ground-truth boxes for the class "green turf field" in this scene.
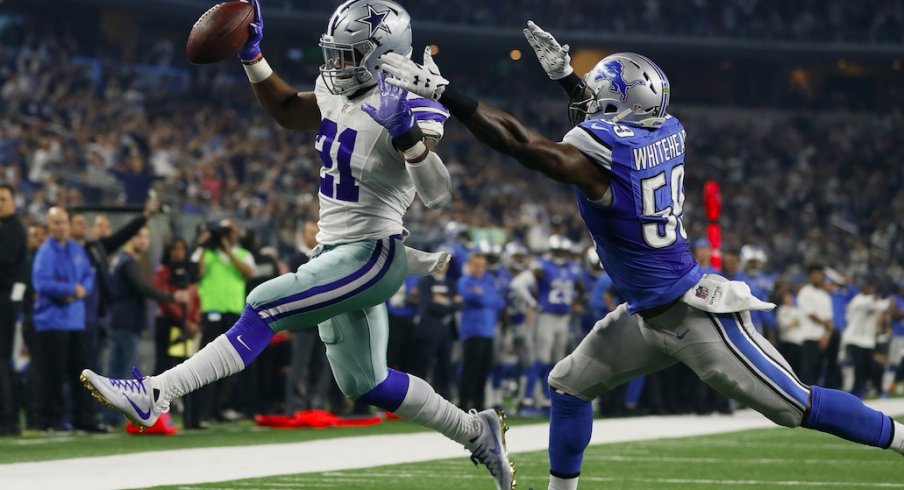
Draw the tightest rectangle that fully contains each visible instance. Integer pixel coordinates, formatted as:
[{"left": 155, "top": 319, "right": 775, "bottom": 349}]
[{"left": 137, "top": 424, "right": 903, "bottom": 490}]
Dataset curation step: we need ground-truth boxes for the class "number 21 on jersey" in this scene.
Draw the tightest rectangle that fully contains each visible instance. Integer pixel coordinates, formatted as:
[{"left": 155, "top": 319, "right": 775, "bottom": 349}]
[
  {"left": 639, "top": 163, "right": 687, "bottom": 248},
  {"left": 316, "top": 118, "right": 359, "bottom": 203}
]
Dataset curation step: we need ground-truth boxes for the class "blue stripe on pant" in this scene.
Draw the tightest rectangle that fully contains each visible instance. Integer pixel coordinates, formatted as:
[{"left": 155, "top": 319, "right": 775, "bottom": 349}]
[{"left": 715, "top": 312, "right": 810, "bottom": 410}]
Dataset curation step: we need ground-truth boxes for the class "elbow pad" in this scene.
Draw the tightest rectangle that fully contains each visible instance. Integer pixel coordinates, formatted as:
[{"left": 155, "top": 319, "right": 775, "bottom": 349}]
[{"left": 406, "top": 150, "right": 452, "bottom": 209}]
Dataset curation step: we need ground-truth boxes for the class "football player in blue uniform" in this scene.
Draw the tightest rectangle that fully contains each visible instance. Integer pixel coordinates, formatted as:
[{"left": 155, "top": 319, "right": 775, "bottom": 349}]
[{"left": 380, "top": 20, "right": 904, "bottom": 490}]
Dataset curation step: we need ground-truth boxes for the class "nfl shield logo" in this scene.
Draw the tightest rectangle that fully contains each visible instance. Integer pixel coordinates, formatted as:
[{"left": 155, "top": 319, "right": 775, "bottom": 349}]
[{"left": 695, "top": 286, "right": 709, "bottom": 299}]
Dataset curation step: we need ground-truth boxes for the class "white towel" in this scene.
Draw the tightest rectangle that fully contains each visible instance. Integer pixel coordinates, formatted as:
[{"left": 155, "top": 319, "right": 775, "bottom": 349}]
[
  {"left": 404, "top": 246, "right": 451, "bottom": 276},
  {"left": 682, "top": 274, "right": 776, "bottom": 313}
]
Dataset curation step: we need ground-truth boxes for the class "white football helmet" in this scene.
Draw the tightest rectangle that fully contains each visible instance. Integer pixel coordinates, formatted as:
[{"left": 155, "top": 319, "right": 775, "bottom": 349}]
[
  {"left": 319, "top": 0, "right": 413, "bottom": 96},
  {"left": 569, "top": 52, "right": 670, "bottom": 128}
]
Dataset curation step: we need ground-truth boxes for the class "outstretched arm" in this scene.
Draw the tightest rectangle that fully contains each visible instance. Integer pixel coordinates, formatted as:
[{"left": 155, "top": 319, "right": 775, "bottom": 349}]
[
  {"left": 380, "top": 51, "right": 610, "bottom": 201},
  {"left": 238, "top": 0, "right": 320, "bottom": 130}
]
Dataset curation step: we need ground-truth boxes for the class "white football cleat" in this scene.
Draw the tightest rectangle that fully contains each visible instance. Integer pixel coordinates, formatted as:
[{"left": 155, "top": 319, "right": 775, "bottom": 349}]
[
  {"left": 468, "top": 408, "right": 516, "bottom": 490},
  {"left": 80, "top": 367, "right": 169, "bottom": 427}
]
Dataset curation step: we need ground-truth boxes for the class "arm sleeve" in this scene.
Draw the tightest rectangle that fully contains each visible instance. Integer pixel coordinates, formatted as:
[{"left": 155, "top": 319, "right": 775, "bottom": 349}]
[
  {"left": 123, "top": 260, "right": 173, "bottom": 303},
  {"left": 409, "top": 97, "right": 449, "bottom": 140},
  {"left": 32, "top": 249, "right": 76, "bottom": 299},
  {"left": 406, "top": 151, "right": 452, "bottom": 209},
  {"left": 100, "top": 215, "right": 148, "bottom": 253},
  {"left": 562, "top": 125, "right": 613, "bottom": 170}
]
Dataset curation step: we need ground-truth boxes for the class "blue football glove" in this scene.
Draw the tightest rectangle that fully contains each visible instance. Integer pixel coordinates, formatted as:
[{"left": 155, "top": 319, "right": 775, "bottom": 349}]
[
  {"left": 238, "top": 0, "right": 264, "bottom": 61},
  {"left": 362, "top": 71, "right": 417, "bottom": 140}
]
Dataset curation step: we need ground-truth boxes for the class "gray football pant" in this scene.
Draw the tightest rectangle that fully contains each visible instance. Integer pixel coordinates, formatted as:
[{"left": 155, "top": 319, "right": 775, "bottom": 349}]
[{"left": 549, "top": 301, "right": 811, "bottom": 427}]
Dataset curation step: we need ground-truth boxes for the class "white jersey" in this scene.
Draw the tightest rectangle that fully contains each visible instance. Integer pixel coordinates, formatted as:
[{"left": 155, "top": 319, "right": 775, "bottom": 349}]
[{"left": 313, "top": 76, "right": 448, "bottom": 245}]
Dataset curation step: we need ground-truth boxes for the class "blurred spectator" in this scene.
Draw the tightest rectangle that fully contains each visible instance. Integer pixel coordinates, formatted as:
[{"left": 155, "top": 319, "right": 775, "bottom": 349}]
[
  {"left": 285, "top": 221, "right": 332, "bottom": 414},
  {"left": 824, "top": 271, "right": 858, "bottom": 389},
  {"left": 777, "top": 288, "right": 804, "bottom": 373},
  {"left": 20, "top": 223, "right": 46, "bottom": 431},
  {"left": 796, "top": 265, "right": 834, "bottom": 385},
  {"left": 31, "top": 207, "right": 96, "bottom": 432},
  {"left": 193, "top": 219, "right": 255, "bottom": 423},
  {"left": 153, "top": 238, "right": 200, "bottom": 374},
  {"left": 108, "top": 226, "right": 186, "bottom": 380},
  {"left": 0, "top": 183, "right": 26, "bottom": 436},
  {"left": 841, "top": 279, "right": 891, "bottom": 397},
  {"left": 410, "top": 268, "right": 456, "bottom": 400},
  {"left": 386, "top": 276, "right": 420, "bottom": 373},
  {"left": 457, "top": 252, "right": 504, "bottom": 410},
  {"left": 73, "top": 196, "right": 159, "bottom": 375}
]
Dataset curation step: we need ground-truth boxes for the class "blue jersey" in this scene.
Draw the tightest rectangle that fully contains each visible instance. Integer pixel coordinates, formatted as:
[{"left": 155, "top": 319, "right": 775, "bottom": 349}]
[
  {"left": 563, "top": 117, "right": 703, "bottom": 313},
  {"left": 535, "top": 258, "right": 579, "bottom": 315}
]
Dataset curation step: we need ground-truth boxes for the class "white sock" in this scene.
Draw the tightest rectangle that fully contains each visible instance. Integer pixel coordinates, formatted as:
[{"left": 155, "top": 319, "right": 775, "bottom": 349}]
[
  {"left": 549, "top": 474, "right": 579, "bottom": 490},
  {"left": 889, "top": 420, "right": 904, "bottom": 454},
  {"left": 393, "top": 374, "right": 481, "bottom": 446},
  {"left": 155, "top": 335, "right": 245, "bottom": 401}
]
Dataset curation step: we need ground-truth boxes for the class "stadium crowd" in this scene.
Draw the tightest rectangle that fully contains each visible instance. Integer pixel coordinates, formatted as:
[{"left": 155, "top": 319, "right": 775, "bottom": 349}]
[
  {"left": 0, "top": 11, "right": 902, "bottom": 435},
  {"left": 177, "top": 0, "right": 904, "bottom": 45}
]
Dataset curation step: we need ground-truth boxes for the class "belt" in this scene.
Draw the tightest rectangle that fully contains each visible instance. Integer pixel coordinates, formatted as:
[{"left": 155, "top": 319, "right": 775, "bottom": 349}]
[{"left": 638, "top": 297, "right": 682, "bottom": 320}]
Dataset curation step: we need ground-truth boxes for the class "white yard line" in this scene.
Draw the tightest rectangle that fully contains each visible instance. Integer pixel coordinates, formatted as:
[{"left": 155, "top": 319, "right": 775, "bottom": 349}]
[{"left": 1, "top": 398, "right": 903, "bottom": 490}]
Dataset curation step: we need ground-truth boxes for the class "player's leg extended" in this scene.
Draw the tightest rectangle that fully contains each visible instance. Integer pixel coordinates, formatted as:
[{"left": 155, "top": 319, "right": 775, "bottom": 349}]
[
  {"left": 325, "top": 303, "right": 516, "bottom": 489},
  {"left": 81, "top": 237, "right": 405, "bottom": 427},
  {"left": 671, "top": 307, "right": 904, "bottom": 453},
  {"left": 546, "top": 304, "right": 676, "bottom": 490}
]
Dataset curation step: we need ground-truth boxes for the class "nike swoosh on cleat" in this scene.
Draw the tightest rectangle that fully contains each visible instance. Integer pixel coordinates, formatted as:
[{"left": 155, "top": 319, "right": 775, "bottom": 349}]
[
  {"left": 488, "top": 423, "right": 501, "bottom": 455},
  {"left": 676, "top": 329, "right": 690, "bottom": 340},
  {"left": 125, "top": 395, "right": 153, "bottom": 421}
]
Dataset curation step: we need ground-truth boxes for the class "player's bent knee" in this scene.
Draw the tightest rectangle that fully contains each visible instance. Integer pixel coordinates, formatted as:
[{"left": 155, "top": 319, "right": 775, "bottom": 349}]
[{"left": 549, "top": 355, "right": 605, "bottom": 401}]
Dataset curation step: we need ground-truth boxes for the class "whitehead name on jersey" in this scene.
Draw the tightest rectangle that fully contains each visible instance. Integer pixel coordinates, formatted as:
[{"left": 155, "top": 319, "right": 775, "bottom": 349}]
[
  {"left": 313, "top": 76, "right": 449, "bottom": 245},
  {"left": 562, "top": 117, "right": 703, "bottom": 313}
]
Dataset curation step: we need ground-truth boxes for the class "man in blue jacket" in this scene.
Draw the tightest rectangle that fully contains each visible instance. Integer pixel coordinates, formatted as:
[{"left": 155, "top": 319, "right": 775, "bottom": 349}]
[
  {"left": 457, "top": 251, "right": 505, "bottom": 410},
  {"left": 32, "top": 207, "right": 96, "bottom": 431}
]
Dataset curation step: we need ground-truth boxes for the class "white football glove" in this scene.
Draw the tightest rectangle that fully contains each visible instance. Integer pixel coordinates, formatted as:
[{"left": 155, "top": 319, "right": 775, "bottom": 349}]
[
  {"left": 523, "top": 20, "right": 573, "bottom": 80},
  {"left": 380, "top": 47, "right": 449, "bottom": 102}
]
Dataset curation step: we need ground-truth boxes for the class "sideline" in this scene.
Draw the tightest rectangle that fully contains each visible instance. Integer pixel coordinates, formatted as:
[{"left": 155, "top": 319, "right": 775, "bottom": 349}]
[{"left": 2, "top": 398, "right": 903, "bottom": 490}]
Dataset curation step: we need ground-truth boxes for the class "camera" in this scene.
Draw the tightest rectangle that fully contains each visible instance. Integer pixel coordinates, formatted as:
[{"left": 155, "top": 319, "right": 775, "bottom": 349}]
[{"left": 199, "top": 220, "right": 233, "bottom": 250}]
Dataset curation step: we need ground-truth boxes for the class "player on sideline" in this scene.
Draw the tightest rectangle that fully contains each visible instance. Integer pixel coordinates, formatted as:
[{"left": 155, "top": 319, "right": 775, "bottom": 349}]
[
  {"left": 378, "top": 21, "right": 904, "bottom": 490},
  {"left": 80, "top": 1, "right": 514, "bottom": 488}
]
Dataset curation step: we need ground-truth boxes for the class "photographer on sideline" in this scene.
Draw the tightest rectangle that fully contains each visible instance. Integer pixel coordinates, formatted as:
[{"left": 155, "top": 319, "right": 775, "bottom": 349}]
[{"left": 190, "top": 219, "right": 255, "bottom": 426}]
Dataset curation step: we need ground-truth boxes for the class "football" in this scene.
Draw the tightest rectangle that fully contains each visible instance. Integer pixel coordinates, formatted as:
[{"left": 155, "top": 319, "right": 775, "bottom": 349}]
[{"left": 186, "top": 1, "right": 254, "bottom": 64}]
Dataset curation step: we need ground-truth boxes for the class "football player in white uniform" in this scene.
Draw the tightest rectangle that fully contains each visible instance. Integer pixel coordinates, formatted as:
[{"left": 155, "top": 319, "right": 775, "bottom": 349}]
[{"left": 80, "top": 1, "right": 514, "bottom": 488}]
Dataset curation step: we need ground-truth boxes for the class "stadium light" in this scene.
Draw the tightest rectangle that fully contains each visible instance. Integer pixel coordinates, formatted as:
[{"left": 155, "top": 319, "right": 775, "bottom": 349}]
[{"left": 509, "top": 49, "right": 522, "bottom": 61}]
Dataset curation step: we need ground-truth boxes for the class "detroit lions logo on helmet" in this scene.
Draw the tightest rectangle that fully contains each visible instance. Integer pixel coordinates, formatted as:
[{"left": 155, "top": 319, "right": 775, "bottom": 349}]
[{"left": 595, "top": 59, "right": 646, "bottom": 102}]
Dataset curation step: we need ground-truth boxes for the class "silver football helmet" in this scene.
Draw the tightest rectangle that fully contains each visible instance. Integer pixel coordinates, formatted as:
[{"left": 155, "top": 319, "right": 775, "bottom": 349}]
[
  {"left": 319, "top": 0, "right": 413, "bottom": 96},
  {"left": 569, "top": 52, "right": 670, "bottom": 128}
]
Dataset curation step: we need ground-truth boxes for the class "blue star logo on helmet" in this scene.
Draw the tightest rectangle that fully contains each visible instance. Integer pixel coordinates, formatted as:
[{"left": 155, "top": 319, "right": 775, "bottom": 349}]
[
  {"left": 595, "top": 59, "right": 646, "bottom": 102},
  {"left": 355, "top": 4, "right": 392, "bottom": 37}
]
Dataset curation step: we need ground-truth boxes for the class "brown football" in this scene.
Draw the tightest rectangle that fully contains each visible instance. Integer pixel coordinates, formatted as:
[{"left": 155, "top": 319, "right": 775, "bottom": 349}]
[{"left": 186, "top": 1, "right": 254, "bottom": 64}]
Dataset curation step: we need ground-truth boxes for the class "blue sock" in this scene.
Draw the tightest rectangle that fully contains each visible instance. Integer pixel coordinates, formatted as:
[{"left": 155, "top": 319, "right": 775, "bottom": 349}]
[
  {"left": 357, "top": 369, "right": 410, "bottom": 412},
  {"left": 549, "top": 390, "right": 593, "bottom": 478},
  {"left": 224, "top": 306, "right": 275, "bottom": 366},
  {"left": 802, "top": 385, "right": 894, "bottom": 448},
  {"left": 540, "top": 363, "right": 553, "bottom": 400},
  {"left": 625, "top": 376, "right": 646, "bottom": 407},
  {"left": 491, "top": 366, "right": 503, "bottom": 390}
]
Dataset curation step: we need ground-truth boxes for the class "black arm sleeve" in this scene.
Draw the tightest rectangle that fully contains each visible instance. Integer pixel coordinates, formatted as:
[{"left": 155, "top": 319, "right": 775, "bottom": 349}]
[
  {"left": 100, "top": 215, "right": 148, "bottom": 254},
  {"left": 123, "top": 260, "right": 174, "bottom": 303}
]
